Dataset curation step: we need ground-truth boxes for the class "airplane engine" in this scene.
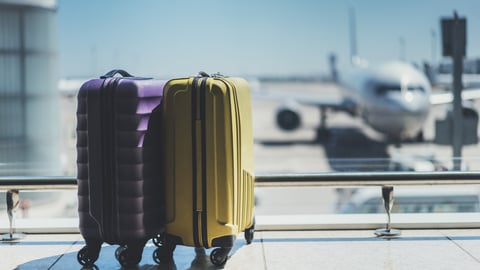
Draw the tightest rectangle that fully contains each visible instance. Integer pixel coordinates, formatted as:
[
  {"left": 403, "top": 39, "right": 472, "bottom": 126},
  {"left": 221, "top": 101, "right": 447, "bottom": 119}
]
[{"left": 275, "top": 102, "right": 302, "bottom": 131}]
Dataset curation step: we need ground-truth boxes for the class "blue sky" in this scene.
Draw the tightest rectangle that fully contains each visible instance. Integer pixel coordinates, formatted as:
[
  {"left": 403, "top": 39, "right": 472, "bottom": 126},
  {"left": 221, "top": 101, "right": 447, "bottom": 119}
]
[{"left": 56, "top": 0, "right": 480, "bottom": 78}]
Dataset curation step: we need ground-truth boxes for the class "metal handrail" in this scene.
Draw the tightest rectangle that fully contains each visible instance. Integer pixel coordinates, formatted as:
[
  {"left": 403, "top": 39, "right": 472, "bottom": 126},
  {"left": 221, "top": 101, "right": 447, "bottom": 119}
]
[
  {"left": 0, "top": 176, "right": 77, "bottom": 190},
  {"left": 1, "top": 172, "right": 480, "bottom": 234},
  {"left": 1, "top": 171, "right": 480, "bottom": 190},
  {"left": 255, "top": 171, "right": 480, "bottom": 187}
]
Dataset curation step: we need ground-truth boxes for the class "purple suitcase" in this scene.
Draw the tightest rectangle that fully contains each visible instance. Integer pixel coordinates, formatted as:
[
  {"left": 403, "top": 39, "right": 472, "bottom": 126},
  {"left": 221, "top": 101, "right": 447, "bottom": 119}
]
[{"left": 76, "top": 70, "right": 165, "bottom": 267}]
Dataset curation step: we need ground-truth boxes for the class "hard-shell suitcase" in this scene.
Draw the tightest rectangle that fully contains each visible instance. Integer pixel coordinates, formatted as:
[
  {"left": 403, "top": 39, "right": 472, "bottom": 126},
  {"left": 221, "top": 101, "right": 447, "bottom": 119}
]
[
  {"left": 154, "top": 73, "right": 255, "bottom": 266},
  {"left": 76, "top": 70, "right": 165, "bottom": 267}
]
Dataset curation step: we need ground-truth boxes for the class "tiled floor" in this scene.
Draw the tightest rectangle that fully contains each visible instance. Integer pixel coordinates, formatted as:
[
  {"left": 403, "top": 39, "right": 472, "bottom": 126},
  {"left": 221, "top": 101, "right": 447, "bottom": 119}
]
[{"left": 3, "top": 229, "right": 480, "bottom": 270}]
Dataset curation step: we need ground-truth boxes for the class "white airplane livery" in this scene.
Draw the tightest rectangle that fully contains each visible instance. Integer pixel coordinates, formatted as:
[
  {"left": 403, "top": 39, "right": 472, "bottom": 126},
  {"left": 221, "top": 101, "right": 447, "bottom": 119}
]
[
  {"left": 268, "top": 60, "right": 480, "bottom": 143},
  {"left": 338, "top": 61, "right": 431, "bottom": 140}
]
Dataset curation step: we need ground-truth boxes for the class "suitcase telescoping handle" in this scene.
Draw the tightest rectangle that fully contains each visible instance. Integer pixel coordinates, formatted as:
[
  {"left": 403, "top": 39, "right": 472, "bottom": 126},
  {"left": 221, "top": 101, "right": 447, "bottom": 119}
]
[{"left": 100, "top": 69, "right": 133, "bottom": 79}]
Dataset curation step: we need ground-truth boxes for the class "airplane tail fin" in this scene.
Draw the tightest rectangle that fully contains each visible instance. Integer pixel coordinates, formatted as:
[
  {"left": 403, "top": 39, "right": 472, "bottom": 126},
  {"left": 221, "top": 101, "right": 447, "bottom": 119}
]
[{"left": 349, "top": 7, "right": 369, "bottom": 68}]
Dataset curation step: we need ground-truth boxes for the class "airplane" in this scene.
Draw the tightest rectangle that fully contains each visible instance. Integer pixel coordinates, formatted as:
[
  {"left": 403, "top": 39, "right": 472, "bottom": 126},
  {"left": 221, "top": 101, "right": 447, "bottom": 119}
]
[
  {"left": 257, "top": 60, "right": 480, "bottom": 144},
  {"left": 257, "top": 8, "right": 480, "bottom": 145}
]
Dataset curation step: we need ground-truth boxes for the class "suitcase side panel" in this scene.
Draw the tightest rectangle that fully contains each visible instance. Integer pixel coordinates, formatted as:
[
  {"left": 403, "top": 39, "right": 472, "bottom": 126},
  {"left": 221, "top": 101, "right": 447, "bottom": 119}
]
[
  {"left": 228, "top": 77, "right": 255, "bottom": 233},
  {"left": 204, "top": 78, "right": 255, "bottom": 248},
  {"left": 111, "top": 79, "right": 165, "bottom": 242},
  {"left": 163, "top": 78, "right": 197, "bottom": 246},
  {"left": 77, "top": 79, "right": 103, "bottom": 241},
  {"left": 203, "top": 78, "right": 236, "bottom": 247}
]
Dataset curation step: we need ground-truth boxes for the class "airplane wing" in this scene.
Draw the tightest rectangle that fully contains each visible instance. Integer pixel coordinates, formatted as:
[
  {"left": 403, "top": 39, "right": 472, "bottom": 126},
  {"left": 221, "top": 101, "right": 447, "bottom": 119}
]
[
  {"left": 252, "top": 88, "right": 353, "bottom": 113},
  {"left": 430, "top": 88, "right": 480, "bottom": 105}
]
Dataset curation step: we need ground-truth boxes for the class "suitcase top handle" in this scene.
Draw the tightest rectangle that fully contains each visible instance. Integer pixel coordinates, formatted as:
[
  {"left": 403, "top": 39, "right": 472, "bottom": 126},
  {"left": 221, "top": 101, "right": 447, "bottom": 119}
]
[
  {"left": 100, "top": 69, "right": 133, "bottom": 79},
  {"left": 198, "top": 71, "right": 226, "bottom": 78}
]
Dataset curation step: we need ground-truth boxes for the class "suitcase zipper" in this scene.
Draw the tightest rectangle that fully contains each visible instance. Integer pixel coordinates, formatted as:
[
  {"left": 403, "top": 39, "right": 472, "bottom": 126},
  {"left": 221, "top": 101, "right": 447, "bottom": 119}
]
[
  {"left": 199, "top": 78, "right": 209, "bottom": 248},
  {"left": 100, "top": 78, "right": 119, "bottom": 242},
  {"left": 191, "top": 77, "right": 209, "bottom": 248},
  {"left": 191, "top": 77, "right": 201, "bottom": 247}
]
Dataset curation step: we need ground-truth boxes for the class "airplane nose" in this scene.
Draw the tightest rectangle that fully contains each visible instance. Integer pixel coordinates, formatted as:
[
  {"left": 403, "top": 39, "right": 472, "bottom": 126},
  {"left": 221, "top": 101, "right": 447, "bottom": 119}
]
[
  {"left": 368, "top": 92, "right": 430, "bottom": 140},
  {"left": 404, "top": 91, "right": 414, "bottom": 103},
  {"left": 387, "top": 92, "right": 430, "bottom": 114}
]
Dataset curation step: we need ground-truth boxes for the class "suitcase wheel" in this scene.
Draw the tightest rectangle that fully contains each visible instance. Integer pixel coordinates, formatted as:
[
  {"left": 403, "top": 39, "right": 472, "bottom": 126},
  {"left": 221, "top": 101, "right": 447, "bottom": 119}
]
[
  {"left": 152, "top": 234, "right": 164, "bottom": 248},
  {"left": 77, "top": 245, "right": 100, "bottom": 267},
  {"left": 152, "top": 234, "right": 176, "bottom": 264},
  {"left": 116, "top": 245, "right": 142, "bottom": 267},
  {"left": 210, "top": 248, "right": 229, "bottom": 266},
  {"left": 153, "top": 245, "right": 174, "bottom": 264},
  {"left": 245, "top": 220, "right": 255, "bottom": 245},
  {"left": 114, "top": 245, "right": 126, "bottom": 261}
]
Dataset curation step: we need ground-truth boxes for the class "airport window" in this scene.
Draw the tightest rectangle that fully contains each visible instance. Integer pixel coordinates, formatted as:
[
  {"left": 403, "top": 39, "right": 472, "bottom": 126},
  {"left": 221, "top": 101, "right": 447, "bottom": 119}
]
[
  {"left": 1, "top": 1, "right": 480, "bottom": 225},
  {"left": 5, "top": 3, "right": 480, "bottom": 269}
]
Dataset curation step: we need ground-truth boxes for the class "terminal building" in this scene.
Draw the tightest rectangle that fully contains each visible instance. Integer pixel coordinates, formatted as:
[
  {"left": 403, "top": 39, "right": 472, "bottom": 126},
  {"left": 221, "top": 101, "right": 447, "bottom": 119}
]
[{"left": 0, "top": 0, "right": 60, "bottom": 175}]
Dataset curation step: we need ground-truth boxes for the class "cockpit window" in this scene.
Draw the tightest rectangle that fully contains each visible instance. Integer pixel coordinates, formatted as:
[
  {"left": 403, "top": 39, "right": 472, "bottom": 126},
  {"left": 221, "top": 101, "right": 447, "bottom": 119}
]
[
  {"left": 375, "top": 84, "right": 401, "bottom": 95},
  {"left": 375, "top": 84, "right": 425, "bottom": 95},
  {"left": 407, "top": 86, "right": 425, "bottom": 92}
]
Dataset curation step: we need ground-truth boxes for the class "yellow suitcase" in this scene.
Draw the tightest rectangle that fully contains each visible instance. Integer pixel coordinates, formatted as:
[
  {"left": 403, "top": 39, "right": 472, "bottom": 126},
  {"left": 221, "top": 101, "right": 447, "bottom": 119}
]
[{"left": 154, "top": 73, "right": 255, "bottom": 266}]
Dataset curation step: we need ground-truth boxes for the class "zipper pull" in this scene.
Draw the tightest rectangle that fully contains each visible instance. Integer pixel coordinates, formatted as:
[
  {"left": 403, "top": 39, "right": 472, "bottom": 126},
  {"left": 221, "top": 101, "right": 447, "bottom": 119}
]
[{"left": 211, "top": 72, "right": 226, "bottom": 78}]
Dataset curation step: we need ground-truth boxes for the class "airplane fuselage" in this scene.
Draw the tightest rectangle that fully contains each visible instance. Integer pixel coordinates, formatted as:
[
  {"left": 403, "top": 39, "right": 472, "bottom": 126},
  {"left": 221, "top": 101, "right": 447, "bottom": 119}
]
[{"left": 339, "top": 61, "right": 432, "bottom": 141}]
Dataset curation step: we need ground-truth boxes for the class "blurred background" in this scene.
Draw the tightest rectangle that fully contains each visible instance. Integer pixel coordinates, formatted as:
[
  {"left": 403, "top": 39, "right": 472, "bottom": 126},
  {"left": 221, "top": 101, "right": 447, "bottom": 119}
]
[{"left": 2, "top": 0, "right": 480, "bottom": 218}]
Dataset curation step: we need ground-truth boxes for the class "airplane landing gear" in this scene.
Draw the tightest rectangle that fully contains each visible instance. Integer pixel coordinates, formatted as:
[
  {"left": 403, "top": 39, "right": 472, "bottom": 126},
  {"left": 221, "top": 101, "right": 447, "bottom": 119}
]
[
  {"left": 316, "top": 106, "right": 330, "bottom": 142},
  {"left": 316, "top": 127, "right": 330, "bottom": 142}
]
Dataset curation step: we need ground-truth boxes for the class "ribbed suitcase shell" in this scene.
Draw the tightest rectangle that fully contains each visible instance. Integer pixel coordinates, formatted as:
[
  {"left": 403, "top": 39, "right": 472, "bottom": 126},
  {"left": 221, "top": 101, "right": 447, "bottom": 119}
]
[
  {"left": 157, "top": 75, "right": 255, "bottom": 265},
  {"left": 76, "top": 71, "right": 165, "bottom": 267}
]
